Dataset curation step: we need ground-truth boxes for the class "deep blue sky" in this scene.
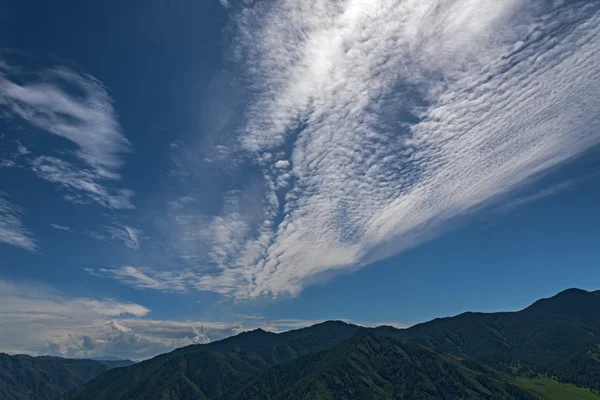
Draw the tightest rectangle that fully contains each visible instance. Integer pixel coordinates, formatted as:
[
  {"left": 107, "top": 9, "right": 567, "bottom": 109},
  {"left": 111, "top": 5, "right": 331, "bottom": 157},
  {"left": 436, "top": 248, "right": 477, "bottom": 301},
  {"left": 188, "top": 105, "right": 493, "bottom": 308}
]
[{"left": 1, "top": 0, "right": 599, "bottom": 359}]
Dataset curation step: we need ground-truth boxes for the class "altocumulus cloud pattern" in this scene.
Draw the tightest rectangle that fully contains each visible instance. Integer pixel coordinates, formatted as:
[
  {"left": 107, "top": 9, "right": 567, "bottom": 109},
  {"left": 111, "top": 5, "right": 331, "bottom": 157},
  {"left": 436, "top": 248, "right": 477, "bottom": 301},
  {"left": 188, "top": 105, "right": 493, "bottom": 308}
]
[{"left": 96, "top": 0, "right": 600, "bottom": 299}]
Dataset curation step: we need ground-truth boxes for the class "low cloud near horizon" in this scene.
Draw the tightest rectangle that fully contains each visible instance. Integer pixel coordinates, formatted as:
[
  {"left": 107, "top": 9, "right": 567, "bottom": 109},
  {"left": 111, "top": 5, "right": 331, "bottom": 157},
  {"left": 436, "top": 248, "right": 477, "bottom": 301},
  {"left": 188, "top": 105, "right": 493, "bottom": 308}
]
[{"left": 0, "top": 279, "right": 409, "bottom": 359}]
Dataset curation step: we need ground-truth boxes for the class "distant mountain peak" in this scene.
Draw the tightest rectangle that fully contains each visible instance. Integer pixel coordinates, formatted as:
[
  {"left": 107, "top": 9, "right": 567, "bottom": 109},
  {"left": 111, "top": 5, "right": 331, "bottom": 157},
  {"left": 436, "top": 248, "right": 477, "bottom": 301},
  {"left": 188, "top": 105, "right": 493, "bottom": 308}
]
[
  {"left": 524, "top": 287, "right": 597, "bottom": 312},
  {"left": 240, "top": 327, "right": 275, "bottom": 336},
  {"left": 555, "top": 287, "right": 591, "bottom": 296}
]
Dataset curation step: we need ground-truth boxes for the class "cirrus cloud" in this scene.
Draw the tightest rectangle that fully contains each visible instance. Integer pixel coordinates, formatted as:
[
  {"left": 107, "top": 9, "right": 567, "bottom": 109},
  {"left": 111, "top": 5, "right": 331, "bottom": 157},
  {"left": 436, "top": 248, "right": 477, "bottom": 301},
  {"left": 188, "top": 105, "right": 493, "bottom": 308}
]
[
  {"left": 0, "top": 63, "right": 135, "bottom": 210},
  {"left": 0, "top": 67, "right": 129, "bottom": 174},
  {"left": 0, "top": 194, "right": 36, "bottom": 252},
  {"left": 187, "top": 0, "right": 600, "bottom": 299},
  {"left": 83, "top": 0, "right": 600, "bottom": 300}
]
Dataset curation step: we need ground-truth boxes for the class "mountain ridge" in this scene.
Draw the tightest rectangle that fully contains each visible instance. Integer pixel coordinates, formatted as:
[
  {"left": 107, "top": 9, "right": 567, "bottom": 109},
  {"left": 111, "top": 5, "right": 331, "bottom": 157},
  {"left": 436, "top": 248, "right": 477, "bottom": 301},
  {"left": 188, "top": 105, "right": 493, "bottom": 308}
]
[
  {"left": 216, "top": 331, "right": 538, "bottom": 400},
  {"left": 2, "top": 288, "right": 597, "bottom": 399},
  {"left": 376, "top": 287, "right": 600, "bottom": 390},
  {"left": 59, "top": 287, "right": 600, "bottom": 400}
]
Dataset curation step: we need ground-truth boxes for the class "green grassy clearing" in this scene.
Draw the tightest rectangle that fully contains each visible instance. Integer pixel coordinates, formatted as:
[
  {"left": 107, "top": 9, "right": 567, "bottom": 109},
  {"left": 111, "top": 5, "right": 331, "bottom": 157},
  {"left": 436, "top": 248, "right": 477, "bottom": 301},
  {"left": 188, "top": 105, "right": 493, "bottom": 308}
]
[{"left": 515, "top": 377, "right": 600, "bottom": 400}]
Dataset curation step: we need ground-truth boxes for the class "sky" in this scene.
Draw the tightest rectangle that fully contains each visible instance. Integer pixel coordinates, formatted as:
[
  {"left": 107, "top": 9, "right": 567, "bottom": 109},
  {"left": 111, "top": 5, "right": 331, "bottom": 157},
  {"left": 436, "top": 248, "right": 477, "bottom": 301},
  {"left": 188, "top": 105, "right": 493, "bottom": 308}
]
[{"left": 0, "top": 0, "right": 599, "bottom": 360}]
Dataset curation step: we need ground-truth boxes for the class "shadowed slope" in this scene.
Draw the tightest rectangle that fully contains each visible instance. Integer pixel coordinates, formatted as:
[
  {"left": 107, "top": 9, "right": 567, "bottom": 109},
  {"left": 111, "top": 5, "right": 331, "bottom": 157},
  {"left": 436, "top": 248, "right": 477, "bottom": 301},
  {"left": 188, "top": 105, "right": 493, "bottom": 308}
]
[
  {"left": 63, "top": 321, "right": 361, "bottom": 400},
  {"left": 62, "top": 289, "right": 600, "bottom": 399},
  {"left": 0, "top": 353, "right": 132, "bottom": 400},
  {"left": 218, "top": 332, "right": 537, "bottom": 400},
  {"left": 376, "top": 289, "right": 600, "bottom": 389}
]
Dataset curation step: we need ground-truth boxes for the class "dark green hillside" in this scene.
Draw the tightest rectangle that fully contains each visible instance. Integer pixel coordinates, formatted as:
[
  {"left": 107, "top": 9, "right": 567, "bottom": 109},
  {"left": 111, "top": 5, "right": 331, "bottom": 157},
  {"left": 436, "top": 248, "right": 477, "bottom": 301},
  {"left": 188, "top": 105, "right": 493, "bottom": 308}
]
[
  {"left": 218, "top": 332, "right": 537, "bottom": 400},
  {"left": 377, "top": 288, "right": 600, "bottom": 390},
  {"left": 62, "top": 321, "right": 361, "bottom": 400},
  {"left": 53, "top": 288, "right": 600, "bottom": 399},
  {"left": 0, "top": 353, "right": 133, "bottom": 400}
]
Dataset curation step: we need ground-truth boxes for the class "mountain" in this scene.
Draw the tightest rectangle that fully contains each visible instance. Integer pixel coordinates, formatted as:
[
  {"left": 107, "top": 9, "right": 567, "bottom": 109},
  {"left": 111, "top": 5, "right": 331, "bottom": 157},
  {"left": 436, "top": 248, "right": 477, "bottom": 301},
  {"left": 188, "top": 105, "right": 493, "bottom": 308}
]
[
  {"left": 46, "top": 288, "right": 600, "bottom": 399},
  {"left": 0, "top": 353, "right": 133, "bottom": 400},
  {"left": 62, "top": 321, "right": 361, "bottom": 400},
  {"left": 90, "top": 356, "right": 131, "bottom": 362},
  {"left": 218, "top": 332, "right": 537, "bottom": 400},
  {"left": 376, "top": 288, "right": 600, "bottom": 390}
]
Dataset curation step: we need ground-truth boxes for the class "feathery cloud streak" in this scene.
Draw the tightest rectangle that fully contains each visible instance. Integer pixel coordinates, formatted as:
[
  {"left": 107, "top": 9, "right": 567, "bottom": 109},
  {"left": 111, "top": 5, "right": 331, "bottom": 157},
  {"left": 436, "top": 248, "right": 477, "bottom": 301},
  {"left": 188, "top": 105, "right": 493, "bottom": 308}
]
[
  {"left": 105, "top": 225, "right": 142, "bottom": 250},
  {"left": 180, "top": 0, "right": 600, "bottom": 299},
  {"left": 87, "top": 266, "right": 194, "bottom": 292},
  {"left": 50, "top": 224, "right": 72, "bottom": 232},
  {"left": 0, "top": 67, "right": 129, "bottom": 174},
  {"left": 0, "top": 65, "right": 134, "bottom": 209},
  {"left": 0, "top": 194, "right": 36, "bottom": 251}
]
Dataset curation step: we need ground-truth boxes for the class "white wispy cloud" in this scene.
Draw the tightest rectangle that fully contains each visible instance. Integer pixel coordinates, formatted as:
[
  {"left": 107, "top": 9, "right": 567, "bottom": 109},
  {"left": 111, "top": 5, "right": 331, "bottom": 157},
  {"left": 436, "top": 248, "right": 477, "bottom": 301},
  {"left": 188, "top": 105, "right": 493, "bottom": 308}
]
[
  {"left": 164, "top": 191, "right": 257, "bottom": 267},
  {"left": 105, "top": 224, "right": 142, "bottom": 250},
  {"left": 0, "top": 194, "right": 36, "bottom": 252},
  {"left": 166, "top": 195, "right": 198, "bottom": 210},
  {"left": 50, "top": 224, "right": 72, "bottom": 232},
  {"left": 164, "top": 0, "right": 600, "bottom": 299},
  {"left": 85, "top": 224, "right": 142, "bottom": 249},
  {"left": 31, "top": 156, "right": 134, "bottom": 209},
  {"left": 497, "top": 172, "right": 600, "bottom": 213},
  {"left": 0, "top": 279, "right": 149, "bottom": 319},
  {"left": 0, "top": 141, "right": 31, "bottom": 168},
  {"left": 0, "top": 67, "right": 129, "bottom": 173},
  {"left": 86, "top": 266, "right": 194, "bottom": 292},
  {"left": 16, "top": 142, "right": 30, "bottom": 156},
  {"left": 85, "top": 230, "right": 109, "bottom": 241},
  {"left": 0, "top": 64, "right": 134, "bottom": 209}
]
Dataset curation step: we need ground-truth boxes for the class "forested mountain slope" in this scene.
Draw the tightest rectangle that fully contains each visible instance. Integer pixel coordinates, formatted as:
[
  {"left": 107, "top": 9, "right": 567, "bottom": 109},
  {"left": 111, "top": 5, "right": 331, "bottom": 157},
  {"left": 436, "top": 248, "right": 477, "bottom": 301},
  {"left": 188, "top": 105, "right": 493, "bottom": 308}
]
[
  {"left": 62, "top": 321, "right": 361, "bottom": 400},
  {"left": 378, "top": 288, "right": 600, "bottom": 390},
  {"left": 218, "top": 332, "right": 537, "bottom": 400},
  {"left": 0, "top": 353, "right": 132, "bottom": 400},
  {"left": 50, "top": 288, "right": 600, "bottom": 399}
]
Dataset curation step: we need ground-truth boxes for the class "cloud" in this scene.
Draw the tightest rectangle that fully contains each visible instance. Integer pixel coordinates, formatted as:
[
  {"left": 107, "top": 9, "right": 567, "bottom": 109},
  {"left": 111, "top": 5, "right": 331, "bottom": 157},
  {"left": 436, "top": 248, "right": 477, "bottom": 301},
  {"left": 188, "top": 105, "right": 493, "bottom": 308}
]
[
  {"left": 166, "top": 195, "right": 198, "bottom": 210},
  {"left": 156, "top": 0, "right": 600, "bottom": 299},
  {"left": 0, "top": 279, "right": 405, "bottom": 359},
  {"left": 50, "top": 224, "right": 72, "bottom": 232},
  {"left": 105, "top": 224, "right": 142, "bottom": 250},
  {"left": 16, "top": 142, "right": 30, "bottom": 156},
  {"left": 497, "top": 172, "right": 599, "bottom": 213},
  {"left": 0, "top": 67, "right": 129, "bottom": 173},
  {"left": 0, "top": 279, "right": 163, "bottom": 359},
  {"left": 0, "top": 64, "right": 134, "bottom": 209},
  {"left": 0, "top": 279, "right": 156, "bottom": 357},
  {"left": 86, "top": 266, "right": 194, "bottom": 292},
  {"left": 31, "top": 156, "right": 134, "bottom": 209},
  {"left": 0, "top": 194, "right": 36, "bottom": 252},
  {"left": 38, "top": 319, "right": 213, "bottom": 359},
  {"left": 0, "top": 159, "right": 15, "bottom": 168},
  {"left": 0, "top": 141, "right": 31, "bottom": 168},
  {"left": 25, "top": 314, "right": 239, "bottom": 360},
  {"left": 0, "top": 279, "right": 149, "bottom": 319},
  {"left": 164, "top": 191, "right": 257, "bottom": 267},
  {"left": 274, "top": 160, "right": 290, "bottom": 169}
]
